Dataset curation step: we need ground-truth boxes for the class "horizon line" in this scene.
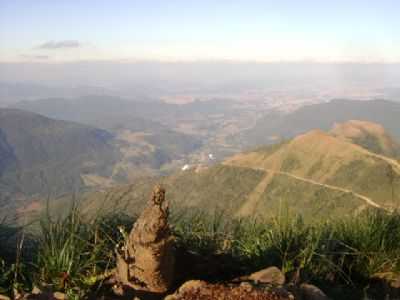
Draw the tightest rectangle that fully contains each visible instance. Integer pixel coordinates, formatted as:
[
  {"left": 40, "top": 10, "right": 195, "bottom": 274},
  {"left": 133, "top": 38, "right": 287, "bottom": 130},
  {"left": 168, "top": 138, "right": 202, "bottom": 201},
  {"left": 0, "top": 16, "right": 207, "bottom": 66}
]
[{"left": 1, "top": 58, "right": 400, "bottom": 65}]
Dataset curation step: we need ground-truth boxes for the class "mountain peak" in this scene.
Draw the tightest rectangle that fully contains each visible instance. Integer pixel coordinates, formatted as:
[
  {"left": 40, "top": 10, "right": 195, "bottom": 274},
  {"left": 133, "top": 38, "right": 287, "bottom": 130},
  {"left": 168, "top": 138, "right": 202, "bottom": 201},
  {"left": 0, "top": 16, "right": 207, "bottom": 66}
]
[
  {"left": 291, "top": 129, "right": 335, "bottom": 143},
  {"left": 330, "top": 120, "right": 400, "bottom": 158},
  {"left": 331, "top": 120, "right": 386, "bottom": 139}
]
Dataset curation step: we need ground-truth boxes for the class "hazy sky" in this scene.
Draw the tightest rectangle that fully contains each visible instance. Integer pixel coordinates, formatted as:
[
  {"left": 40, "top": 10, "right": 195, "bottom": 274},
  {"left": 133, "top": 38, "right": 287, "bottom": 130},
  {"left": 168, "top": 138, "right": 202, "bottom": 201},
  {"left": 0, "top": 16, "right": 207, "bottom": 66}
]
[{"left": 1, "top": 0, "right": 399, "bottom": 62}]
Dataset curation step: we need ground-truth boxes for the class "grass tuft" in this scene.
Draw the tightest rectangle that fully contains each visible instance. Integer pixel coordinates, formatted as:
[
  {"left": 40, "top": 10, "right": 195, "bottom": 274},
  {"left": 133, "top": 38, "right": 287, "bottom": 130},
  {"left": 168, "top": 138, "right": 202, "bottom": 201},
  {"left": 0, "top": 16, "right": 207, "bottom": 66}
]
[{"left": 1, "top": 205, "right": 399, "bottom": 299}]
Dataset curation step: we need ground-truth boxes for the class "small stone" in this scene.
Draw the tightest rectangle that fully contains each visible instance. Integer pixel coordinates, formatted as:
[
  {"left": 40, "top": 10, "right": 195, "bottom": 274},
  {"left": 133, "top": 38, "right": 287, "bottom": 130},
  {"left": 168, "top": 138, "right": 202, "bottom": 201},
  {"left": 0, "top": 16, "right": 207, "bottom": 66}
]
[
  {"left": 112, "top": 284, "right": 124, "bottom": 296},
  {"left": 392, "top": 276, "right": 400, "bottom": 289},
  {"left": 53, "top": 292, "right": 67, "bottom": 300},
  {"left": 13, "top": 289, "right": 24, "bottom": 300},
  {"left": 249, "top": 266, "right": 286, "bottom": 285},
  {"left": 373, "top": 272, "right": 400, "bottom": 289},
  {"left": 179, "top": 280, "right": 207, "bottom": 291},
  {"left": 240, "top": 282, "right": 254, "bottom": 292},
  {"left": 31, "top": 287, "right": 41, "bottom": 295},
  {"left": 299, "top": 283, "right": 330, "bottom": 300}
]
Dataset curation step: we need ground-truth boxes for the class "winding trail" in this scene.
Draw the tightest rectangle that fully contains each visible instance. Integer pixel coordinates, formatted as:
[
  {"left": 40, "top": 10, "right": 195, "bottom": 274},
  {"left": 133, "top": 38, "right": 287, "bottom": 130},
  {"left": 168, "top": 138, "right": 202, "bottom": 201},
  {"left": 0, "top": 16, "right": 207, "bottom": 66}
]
[
  {"left": 354, "top": 144, "right": 400, "bottom": 172},
  {"left": 226, "top": 140, "right": 400, "bottom": 214},
  {"left": 226, "top": 161, "right": 388, "bottom": 214},
  {"left": 270, "top": 169, "right": 383, "bottom": 209}
]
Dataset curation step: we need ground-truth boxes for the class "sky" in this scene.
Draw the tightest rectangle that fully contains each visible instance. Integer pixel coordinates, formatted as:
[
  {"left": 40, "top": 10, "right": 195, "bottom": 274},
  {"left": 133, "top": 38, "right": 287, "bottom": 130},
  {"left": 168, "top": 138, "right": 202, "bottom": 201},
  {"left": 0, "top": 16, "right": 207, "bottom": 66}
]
[{"left": 0, "top": 0, "right": 399, "bottom": 63}]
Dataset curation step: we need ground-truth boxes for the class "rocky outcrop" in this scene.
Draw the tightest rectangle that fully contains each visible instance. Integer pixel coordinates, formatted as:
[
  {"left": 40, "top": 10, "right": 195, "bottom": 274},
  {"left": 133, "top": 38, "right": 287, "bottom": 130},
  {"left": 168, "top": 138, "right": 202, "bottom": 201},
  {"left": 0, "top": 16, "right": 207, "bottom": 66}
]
[
  {"left": 164, "top": 280, "right": 295, "bottom": 300},
  {"left": 165, "top": 266, "right": 334, "bottom": 300},
  {"left": 115, "top": 185, "right": 175, "bottom": 294}
]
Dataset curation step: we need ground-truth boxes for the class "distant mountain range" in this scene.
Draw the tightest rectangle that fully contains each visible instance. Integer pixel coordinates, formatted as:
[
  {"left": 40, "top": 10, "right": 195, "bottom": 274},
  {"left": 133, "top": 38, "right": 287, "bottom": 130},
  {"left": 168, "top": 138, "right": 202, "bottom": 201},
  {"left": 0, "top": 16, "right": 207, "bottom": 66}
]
[
  {"left": 12, "top": 96, "right": 400, "bottom": 157},
  {"left": 11, "top": 95, "right": 236, "bottom": 130},
  {"left": 0, "top": 82, "right": 116, "bottom": 106},
  {"left": 232, "top": 99, "right": 400, "bottom": 148}
]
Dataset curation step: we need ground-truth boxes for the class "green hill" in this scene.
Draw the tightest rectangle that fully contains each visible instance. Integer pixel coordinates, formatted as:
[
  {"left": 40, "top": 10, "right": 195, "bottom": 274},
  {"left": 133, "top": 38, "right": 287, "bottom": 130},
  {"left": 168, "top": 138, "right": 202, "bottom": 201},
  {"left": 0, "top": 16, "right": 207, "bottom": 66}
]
[
  {"left": 72, "top": 121, "right": 400, "bottom": 222},
  {"left": 225, "top": 127, "right": 400, "bottom": 218},
  {"left": 0, "top": 129, "right": 16, "bottom": 176},
  {"left": 11, "top": 97, "right": 205, "bottom": 177},
  {"left": 0, "top": 108, "right": 204, "bottom": 221},
  {"left": 0, "top": 109, "right": 121, "bottom": 213}
]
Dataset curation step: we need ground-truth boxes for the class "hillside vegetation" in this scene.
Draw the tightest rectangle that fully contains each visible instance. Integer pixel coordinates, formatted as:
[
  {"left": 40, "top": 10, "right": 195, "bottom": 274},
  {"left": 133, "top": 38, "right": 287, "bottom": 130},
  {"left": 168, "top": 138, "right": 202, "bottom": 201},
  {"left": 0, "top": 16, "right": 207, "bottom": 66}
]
[
  {"left": 72, "top": 121, "right": 400, "bottom": 222},
  {"left": 331, "top": 120, "right": 400, "bottom": 159},
  {"left": 226, "top": 128, "right": 400, "bottom": 216},
  {"left": 0, "top": 108, "right": 204, "bottom": 217},
  {"left": 0, "top": 109, "right": 120, "bottom": 214}
]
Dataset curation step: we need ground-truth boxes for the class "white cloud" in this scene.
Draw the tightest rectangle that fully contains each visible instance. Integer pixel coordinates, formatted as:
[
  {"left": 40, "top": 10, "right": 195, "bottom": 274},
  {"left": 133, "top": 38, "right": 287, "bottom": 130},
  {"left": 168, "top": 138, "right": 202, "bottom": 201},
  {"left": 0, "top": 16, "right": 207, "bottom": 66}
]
[{"left": 37, "top": 40, "right": 82, "bottom": 49}]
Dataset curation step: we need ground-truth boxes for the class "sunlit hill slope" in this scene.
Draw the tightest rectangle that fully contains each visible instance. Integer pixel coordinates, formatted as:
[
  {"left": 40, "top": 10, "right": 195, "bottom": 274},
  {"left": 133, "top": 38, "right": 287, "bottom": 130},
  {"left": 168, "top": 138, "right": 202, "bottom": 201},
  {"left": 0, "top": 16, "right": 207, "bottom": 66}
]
[{"left": 76, "top": 120, "right": 400, "bottom": 221}]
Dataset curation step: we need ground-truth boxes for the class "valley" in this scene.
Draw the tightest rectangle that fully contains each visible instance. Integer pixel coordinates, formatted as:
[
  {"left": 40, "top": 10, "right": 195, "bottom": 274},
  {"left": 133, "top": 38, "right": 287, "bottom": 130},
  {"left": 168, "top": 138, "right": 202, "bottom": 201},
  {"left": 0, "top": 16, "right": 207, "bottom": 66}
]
[
  {"left": 40, "top": 119, "right": 399, "bottom": 224},
  {"left": 2, "top": 97, "right": 400, "bottom": 223}
]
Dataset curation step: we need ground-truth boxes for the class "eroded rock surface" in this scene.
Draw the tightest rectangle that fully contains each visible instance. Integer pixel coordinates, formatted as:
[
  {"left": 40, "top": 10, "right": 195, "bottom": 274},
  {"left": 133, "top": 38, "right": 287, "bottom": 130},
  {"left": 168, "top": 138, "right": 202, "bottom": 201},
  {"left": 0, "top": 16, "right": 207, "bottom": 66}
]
[
  {"left": 164, "top": 280, "right": 294, "bottom": 300},
  {"left": 115, "top": 185, "right": 175, "bottom": 294}
]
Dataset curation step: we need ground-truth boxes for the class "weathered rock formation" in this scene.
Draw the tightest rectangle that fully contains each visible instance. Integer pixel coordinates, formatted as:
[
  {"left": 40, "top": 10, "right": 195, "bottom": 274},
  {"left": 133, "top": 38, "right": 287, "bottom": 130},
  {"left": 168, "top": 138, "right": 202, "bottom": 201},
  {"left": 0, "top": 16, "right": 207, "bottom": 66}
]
[
  {"left": 115, "top": 185, "right": 175, "bottom": 294},
  {"left": 164, "top": 280, "right": 295, "bottom": 300}
]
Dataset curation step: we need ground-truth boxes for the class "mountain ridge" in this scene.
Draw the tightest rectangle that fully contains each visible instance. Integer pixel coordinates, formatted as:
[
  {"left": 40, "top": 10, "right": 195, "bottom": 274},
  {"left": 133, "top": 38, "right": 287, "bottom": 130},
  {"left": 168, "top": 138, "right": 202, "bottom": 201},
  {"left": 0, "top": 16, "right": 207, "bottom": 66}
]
[
  {"left": 330, "top": 120, "right": 400, "bottom": 159},
  {"left": 234, "top": 99, "right": 400, "bottom": 149},
  {"left": 0, "top": 108, "right": 121, "bottom": 213},
  {"left": 59, "top": 120, "right": 400, "bottom": 223}
]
